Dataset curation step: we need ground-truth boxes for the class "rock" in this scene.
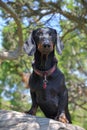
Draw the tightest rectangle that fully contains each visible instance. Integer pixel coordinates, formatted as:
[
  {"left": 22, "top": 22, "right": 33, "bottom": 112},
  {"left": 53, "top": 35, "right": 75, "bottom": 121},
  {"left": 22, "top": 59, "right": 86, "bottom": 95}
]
[{"left": 0, "top": 110, "right": 85, "bottom": 130}]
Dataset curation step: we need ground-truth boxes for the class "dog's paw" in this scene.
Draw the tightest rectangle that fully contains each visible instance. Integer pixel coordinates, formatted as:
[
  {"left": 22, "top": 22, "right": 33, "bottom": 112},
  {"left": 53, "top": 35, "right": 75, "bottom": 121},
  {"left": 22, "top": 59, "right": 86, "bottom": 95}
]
[
  {"left": 24, "top": 110, "right": 34, "bottom": 115},
  {"left": 55, "top": 113, "right": 69, "bottom": 123},
  {"left": 59, "top": 113, "right": 69, "bottom": 123}
]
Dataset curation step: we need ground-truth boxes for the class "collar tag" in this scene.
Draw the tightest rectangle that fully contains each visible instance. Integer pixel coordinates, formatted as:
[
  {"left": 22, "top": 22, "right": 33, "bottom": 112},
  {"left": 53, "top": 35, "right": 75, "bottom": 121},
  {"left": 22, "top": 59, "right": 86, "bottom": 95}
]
[{"left": 43, "top": 74, "right": 48, "bottom": 89}]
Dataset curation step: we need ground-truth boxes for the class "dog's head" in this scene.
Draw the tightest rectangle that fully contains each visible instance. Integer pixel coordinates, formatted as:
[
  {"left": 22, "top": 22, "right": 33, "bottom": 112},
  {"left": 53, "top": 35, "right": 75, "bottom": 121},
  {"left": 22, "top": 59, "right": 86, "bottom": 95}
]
[{"left": 23, "top": 27, "right": 64, "bottom": 55}]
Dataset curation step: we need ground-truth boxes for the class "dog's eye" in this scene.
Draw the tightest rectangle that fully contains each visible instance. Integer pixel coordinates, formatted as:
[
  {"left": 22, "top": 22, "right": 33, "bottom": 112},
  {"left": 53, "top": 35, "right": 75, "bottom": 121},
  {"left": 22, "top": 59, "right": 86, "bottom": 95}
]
[
  {"left": 36, "top": 32, "right": 43, "bottom": 36},
  {"left": 49, "top": 32, "right": 52, "bottom": 36},
  {"left": 39, "top": 33, "right": 43, "bottom": 36}
]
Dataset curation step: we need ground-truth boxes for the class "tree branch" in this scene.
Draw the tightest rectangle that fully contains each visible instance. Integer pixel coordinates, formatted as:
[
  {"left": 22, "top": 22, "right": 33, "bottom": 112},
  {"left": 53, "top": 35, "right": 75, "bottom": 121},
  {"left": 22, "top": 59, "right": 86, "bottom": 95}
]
[{"left": 0, "top": 0, "right": 23, "bottom": 60}]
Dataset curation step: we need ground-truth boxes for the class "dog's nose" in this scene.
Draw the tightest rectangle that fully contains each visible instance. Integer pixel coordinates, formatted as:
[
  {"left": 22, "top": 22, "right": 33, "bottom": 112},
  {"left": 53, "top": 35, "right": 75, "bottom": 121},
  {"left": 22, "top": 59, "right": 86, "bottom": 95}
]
[
  {"left": 43, "top": 39, "right": 51, "bottom": 48},
  {"left": 43, "top": 44, "right": 50, "bottom": 48}
]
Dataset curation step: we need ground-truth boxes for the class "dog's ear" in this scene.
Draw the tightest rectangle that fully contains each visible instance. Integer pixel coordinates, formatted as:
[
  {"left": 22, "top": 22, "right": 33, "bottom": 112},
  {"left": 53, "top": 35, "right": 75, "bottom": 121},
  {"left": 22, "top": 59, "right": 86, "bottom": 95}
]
[
  {"left": 23, "top": 31, "right": 36, "bottom": 56},
  {"left": 56, "top": 31, "right": 64, "bottom": 55}
]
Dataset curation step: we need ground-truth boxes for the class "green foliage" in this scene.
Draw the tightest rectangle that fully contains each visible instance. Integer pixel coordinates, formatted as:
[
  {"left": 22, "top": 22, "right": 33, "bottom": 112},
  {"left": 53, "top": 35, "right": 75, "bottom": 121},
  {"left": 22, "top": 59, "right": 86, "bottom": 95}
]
[
  {"left": 2, "top": 23, "right": 18, "bottom": 50},
  {"left": 71, "top": 106, "right": 87, "bottom": 128},
  {"left": 2, "top": 22, "right": 27, "bottom": 50},
  {"left": 0, "top": 0, "right": 87, "bottom": 129}
]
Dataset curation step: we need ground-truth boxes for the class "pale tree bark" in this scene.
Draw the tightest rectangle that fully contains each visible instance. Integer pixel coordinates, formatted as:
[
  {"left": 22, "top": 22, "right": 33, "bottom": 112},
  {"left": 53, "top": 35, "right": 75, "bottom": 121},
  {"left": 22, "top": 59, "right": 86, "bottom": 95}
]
[
  {"left": 0, "top": 1, "right": 23, "bottom": 60},
  {"left": 0, "top": 110, "right": 85, "bottom": 130}
]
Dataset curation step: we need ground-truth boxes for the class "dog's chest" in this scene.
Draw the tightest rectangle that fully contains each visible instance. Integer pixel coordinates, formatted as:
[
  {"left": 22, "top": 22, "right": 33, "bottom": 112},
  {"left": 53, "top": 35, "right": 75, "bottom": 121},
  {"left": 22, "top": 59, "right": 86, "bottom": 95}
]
[
  {"left": 29, "top": 70, "right": 64, "bottom": 110},
  {"left": 29, "top": 71, "right": 62, "bottom": 95}
]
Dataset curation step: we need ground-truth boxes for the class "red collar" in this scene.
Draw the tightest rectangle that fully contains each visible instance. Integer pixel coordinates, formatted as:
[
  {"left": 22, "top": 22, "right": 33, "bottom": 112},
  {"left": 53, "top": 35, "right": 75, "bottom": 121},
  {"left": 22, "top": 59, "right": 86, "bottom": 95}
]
[
  {"left": 33, "top": 64, "right": 56, "bottom": 77},
  {"left": 33, "top": 64, "right": 56, "bottom": 89}
]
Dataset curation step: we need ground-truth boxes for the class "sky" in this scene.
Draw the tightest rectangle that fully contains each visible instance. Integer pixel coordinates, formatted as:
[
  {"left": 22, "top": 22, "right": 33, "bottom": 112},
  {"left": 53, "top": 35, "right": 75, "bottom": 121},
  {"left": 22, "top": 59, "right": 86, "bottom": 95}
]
[
  {"left": 0, "top": 11, "right": 5, "bottom": 49},
  {"left": 0, "top": 9, "right": 62, "bottom": 49}
]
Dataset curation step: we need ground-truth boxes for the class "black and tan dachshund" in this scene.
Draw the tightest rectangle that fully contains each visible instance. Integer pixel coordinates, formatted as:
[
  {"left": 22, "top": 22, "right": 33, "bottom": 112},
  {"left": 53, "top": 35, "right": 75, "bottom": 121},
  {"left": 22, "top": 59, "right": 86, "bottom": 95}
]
[{"left": 23, "top": 27, "right": 72, "bottom": 123}]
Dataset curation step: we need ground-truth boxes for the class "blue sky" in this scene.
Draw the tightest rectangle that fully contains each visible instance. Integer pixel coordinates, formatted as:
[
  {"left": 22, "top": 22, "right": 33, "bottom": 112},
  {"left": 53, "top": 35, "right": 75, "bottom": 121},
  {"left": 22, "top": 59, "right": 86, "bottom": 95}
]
[
  {"left": 0, "top": 10, "right": 62, "bottom": 49},
  {"left": 0, "top": 11, "right": 5, "bottom": 48}
]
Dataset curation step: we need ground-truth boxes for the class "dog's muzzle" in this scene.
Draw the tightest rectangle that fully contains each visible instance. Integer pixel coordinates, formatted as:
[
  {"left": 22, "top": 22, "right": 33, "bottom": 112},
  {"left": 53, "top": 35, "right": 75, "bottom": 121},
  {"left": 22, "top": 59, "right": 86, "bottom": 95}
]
[
  {"left": 38, "top": 39, "right": 54, "bottom": 54},
  {"left": 43, "top": 39, "right": 51, "bottom": 48}
]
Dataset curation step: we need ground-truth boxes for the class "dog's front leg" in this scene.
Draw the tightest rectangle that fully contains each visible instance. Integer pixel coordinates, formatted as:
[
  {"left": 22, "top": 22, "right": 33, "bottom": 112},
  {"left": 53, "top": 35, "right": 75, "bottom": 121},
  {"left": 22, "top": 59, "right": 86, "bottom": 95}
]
[
  {"left": 26, "top": 91, "right": 38, "bottom": 115},
  {"left": 55, "top": 89, "right": 69, "bottom": 123}
]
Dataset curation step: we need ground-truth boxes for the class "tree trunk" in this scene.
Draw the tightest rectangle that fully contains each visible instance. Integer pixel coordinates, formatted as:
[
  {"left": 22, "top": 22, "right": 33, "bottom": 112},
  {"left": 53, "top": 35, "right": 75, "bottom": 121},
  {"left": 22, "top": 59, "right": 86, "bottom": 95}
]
[{"left": 0, "top": 110, "right": 85, "bottom": 130}]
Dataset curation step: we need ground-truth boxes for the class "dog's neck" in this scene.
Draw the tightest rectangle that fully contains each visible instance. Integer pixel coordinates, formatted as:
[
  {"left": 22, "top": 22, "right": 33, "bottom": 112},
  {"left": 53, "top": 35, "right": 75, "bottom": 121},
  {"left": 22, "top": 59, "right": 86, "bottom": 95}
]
[{"left": 34, "top": 50, "right": 57, "bottom": 71}]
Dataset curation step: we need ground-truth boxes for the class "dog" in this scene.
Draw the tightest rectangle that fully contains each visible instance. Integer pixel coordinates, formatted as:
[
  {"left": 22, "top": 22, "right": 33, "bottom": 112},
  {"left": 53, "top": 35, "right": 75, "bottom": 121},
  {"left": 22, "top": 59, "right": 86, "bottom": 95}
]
[{"left": 23, "top": 27, "right": 72, "bottom": 123}]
